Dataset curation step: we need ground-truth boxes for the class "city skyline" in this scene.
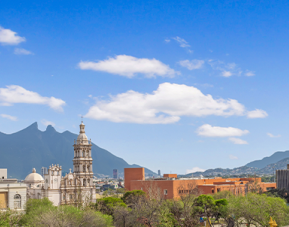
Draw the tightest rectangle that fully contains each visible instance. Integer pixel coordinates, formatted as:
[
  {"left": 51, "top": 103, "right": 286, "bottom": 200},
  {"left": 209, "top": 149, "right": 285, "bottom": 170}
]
[{"left": 1, "top": 0, "right": 289, "bottom": 174}]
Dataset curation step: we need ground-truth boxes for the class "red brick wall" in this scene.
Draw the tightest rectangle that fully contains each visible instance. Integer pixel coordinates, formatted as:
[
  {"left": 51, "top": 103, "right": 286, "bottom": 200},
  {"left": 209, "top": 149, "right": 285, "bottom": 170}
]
[{"left": 124, "top": 168, "right": 145, "bottom": 191}]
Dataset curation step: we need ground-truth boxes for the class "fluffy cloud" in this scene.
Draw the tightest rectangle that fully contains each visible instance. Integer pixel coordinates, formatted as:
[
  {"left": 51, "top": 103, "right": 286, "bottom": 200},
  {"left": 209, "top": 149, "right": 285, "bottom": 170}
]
[
  {"left": 267, "top": 133, "right": 281, "bottom": 138},
  {"left": 229, "top": 137, "right": 248, "bottom": 144},
  {"left": 179, "top": 59, "right": 204, "bottom": 70},
  {"left": 0, "top": 27, "right": 25, "bottom": 45},
  {"left": 41, "top": 119, "right": 56, "bottom": 127},
  {"left": 197, "top": 124, "right": 249, "bottom": 137},
  {"left": 0, "top": 85, "right": 65, "bottom": 111},
  {"left": 14, "top": 48, "right": 33, "bottom": 55},
  {"left": 84, "top": 82, "right": 262, "bottom": 124},
  {"left": 186, "top": 167, "right": 205, "bottom": 174},
  {"left": 78, "top": 55, "right": 179, "bottom": 78},
  {"left": 247, "top": 109, "right": 268, "bottom": 118},
  {"left": 229, "top": 155, "right": 238, "bottom": 160},
  {"left": 0, "top": 114, "right": 17, "bottom": 121}
]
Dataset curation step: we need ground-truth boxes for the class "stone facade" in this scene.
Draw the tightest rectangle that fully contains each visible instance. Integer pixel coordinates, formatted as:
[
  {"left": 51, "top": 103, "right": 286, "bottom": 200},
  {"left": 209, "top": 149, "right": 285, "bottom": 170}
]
[{"left": 25, "top": 122, "right": 96, "bottom": 206}]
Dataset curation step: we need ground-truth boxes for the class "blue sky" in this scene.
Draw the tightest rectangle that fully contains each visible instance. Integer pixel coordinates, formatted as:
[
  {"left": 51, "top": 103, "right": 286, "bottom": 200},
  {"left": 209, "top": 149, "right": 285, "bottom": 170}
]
[{"left": 1, "top": 0, "right": 289, "bottom": 174}]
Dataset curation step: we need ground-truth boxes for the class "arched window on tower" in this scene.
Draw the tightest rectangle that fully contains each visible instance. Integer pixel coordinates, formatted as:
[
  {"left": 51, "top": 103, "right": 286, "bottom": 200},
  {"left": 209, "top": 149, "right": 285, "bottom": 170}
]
[
  {"left": 87, "top": 165, "right": 90, "bottom": 172},
  {"left": 83, "top": 179, "right": 86, "bottom": 187},
  {"left": 14, "top": 194, "right": 21, "bottom": 209},
  {"left": 83, "top": 165, "right": 86, "bottom": 172},
  {"left": 82, "top": 151, "right": 84, "bottom": 157},
  {"left": 87, "top": 179, "right": 90, "bottom": 186}
]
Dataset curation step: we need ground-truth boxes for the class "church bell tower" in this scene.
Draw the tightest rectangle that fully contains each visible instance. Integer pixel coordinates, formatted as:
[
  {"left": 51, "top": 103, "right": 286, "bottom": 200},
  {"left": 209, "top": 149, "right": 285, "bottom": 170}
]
[{"left": 73, "top": 122, "right": 93, "bottom": 188}]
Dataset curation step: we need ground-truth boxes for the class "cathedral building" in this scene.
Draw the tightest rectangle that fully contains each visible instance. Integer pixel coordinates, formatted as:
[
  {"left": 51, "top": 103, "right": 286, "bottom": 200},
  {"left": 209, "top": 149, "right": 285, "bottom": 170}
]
[{"left": 24, "top": 122, "right": 96, "bottom": 206}]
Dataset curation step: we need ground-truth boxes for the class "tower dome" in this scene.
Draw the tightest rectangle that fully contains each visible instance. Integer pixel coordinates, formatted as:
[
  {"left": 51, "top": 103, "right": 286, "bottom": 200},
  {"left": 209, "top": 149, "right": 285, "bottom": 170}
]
[{"left": 76, "top": 122, "right": 89, "bottom": 144}]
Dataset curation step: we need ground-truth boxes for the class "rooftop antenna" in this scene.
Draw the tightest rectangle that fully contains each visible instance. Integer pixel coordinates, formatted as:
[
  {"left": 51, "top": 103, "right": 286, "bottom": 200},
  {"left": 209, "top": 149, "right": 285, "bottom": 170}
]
[{"left": 81, "top": 115, "right": 83, "bottom": 123}]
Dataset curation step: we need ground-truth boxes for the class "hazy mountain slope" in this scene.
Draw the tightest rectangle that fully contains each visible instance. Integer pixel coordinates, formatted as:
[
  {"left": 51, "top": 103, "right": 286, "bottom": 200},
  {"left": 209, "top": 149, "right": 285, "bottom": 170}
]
[
  {"left": 0, "top": 122, "right": 156, "bottom": 179},
  {"left": 245, "top": 151, "right": 289, "bottom": 169}
]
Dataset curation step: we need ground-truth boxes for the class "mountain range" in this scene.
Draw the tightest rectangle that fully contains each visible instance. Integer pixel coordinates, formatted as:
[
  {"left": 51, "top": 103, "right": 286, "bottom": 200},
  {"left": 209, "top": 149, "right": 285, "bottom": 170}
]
[
  {"left": 0, "top": 122, "right": 156, "bottom": 179},
  {"left": 181, "top": 152, "right": 289, "bottom": 178}
]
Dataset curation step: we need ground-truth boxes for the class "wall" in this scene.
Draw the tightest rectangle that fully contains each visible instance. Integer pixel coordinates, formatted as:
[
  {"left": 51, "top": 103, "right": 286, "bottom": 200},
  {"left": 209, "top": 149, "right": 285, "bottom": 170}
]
[
  {"left": 0, "top": 192, "right": 7, "bottom": 208},
  {"left": 124, "top": 168, "right": 145, "bottom": 191},
  {"left": 0, "top": 169, "right": 7, "bottom": 179}
]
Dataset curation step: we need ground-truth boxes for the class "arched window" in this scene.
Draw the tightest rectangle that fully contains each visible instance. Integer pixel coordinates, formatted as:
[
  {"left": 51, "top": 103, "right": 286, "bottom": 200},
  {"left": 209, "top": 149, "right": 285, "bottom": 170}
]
[
  {"left": 87, "top": 179, "right": 90, "bottom": 186},
  {"left": 83, "top": 165, "right": 86, "bottom": 172},
  {"left": 87, "top": 165, "right": 90, "bottom": 172},
  {"left": 14, "top": 194, "right": 21, "bottom": 209},
  {"left": 82, "top": 151, "right": 84, "bottom": 157},
  {"left": 83, "top": 179, "right": 86, "bottom": 187},
  {"left": 46, "top": 179, "right": 48, "bottom": 183}
]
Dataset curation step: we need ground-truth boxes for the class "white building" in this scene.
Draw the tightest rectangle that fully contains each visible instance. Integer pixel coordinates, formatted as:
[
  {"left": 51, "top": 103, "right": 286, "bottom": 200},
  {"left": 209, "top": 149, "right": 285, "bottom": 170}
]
[
  {"left": 0, "top": 169, "right": 27, "bottom": 210},
  {"left": 24, "top": 122, "right": 96, "bottom": 206}
]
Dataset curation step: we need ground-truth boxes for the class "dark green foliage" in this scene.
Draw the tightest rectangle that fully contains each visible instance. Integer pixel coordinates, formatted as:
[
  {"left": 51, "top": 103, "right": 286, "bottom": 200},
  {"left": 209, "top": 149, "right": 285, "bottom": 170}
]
[
  {"left": 122, "top": 190, "right": 146, "bottom": 205},
  {"left": 265, "top": 187, "right": 289, "bottom": 203},
  {"left": 95, "top": 197, "right": 127, "bottom": 215}
]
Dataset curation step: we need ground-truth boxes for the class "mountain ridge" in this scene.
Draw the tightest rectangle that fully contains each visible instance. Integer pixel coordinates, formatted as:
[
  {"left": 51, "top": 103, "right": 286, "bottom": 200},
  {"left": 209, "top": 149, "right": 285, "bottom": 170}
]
[{"left": 0, "top": 122, "right": 156, "bottom": 179}]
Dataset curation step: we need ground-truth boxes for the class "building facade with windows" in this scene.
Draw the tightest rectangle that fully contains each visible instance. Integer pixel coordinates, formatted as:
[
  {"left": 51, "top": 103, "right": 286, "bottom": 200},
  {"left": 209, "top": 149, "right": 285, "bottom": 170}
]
[
  {"left": 125, "top": 168, "right": 276, "bottom": 199},
  {"left": 0, "top": 170, "right": 27, "bottom": 210},
  {"left": 24, "top": 122, "right": 96, "bottom": 206}
]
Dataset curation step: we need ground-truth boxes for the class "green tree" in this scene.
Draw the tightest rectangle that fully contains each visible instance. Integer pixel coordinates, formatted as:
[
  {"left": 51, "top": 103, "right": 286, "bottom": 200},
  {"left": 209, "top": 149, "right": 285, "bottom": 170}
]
[
  {"left": 95, "top": 197, "right": 127, "bottom": 215},
  {"left": 122, "top": 190, "right": 146, "bottom": 206},
  {"left": 228, "top": 193, "right": 289, "bottom": 226}
]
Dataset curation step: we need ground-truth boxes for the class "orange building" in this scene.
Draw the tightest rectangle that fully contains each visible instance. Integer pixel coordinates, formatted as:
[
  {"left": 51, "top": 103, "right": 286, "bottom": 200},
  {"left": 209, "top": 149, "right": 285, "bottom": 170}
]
[{"left": 124, "top": 168, "right": 276, "bottom": 199}]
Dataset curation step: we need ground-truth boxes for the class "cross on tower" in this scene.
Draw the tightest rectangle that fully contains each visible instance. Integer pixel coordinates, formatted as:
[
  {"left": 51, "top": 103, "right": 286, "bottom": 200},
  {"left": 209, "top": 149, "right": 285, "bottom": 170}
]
[{"left": 81, "top": 116, "right": 83, "bottom": 123}]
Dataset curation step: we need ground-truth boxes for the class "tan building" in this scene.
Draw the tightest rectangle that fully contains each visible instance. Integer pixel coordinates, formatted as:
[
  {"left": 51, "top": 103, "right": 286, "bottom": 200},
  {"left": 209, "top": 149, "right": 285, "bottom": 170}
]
[{"left": 24, "top": 122, "right": 96, "bottom": 206}]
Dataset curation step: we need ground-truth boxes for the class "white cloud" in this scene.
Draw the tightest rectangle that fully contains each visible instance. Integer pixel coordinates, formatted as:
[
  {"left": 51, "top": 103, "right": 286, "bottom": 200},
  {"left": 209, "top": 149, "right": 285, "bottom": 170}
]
[
  {"left": 267, "top": 133, "right": 281, "bottom": 138},
  {"left": 179, "top": 59, "right": 204, "bottom": 70},
  {"left": 245, "top": 71, "right": 255, "bottom": 76},
  {"left": 164, "top": 39, "right": 170, "bottom": 43},
  {"left": 0, "top": 85, "right": 65, "bottom": 111},
  {"left": 229, "top": 155, "right": 238, "bottom": 160},
  {"left": 41, "top": 119, "right": 55, "bottom": 127},
  {"left": 172, "top": 36, "right": 193, "bottom": 53},
  {"left": 247, "top": 109, "right": 268, "bottom": 118},
  {"left": 78, "top": 55, "right": 179, "bottom": 78},
  {"left": 229, "top": 137, "right": 248, "bottom": 144},
  {"left": 208, "top": 60, "right": 243, "bottom": 77},
  {"left": 84, "top": 83, "right": 259, "bottom": 124},
  {"left": 172, "top": 36, "right": 190, "bottom": 48},
  {"left": 197, "top": 124, "right": 249, "bottom": 137},
  {"left": 186, "top": 167, "right": 205, "bottom": 174},
  {"left": 0, "top": 27, "right": 25, "bottom": 45},
  {"left": 0, "top": 114, "right": 17, "bottom": 121},
  {"left": 14, "top": 48, "right": 33, "bottom": 55},
  {"left": 222, "top": 71, "right": 233, "bottom": 77}
]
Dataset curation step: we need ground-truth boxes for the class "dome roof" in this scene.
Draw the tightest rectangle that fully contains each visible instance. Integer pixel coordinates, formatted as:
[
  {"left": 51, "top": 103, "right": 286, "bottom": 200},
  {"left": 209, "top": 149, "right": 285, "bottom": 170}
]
[
  {"left": 24, "top": 168, "right": 44, "bottom": 183},
  {"left": 76, "top": 121, "right": 89, "bottom": 145}
]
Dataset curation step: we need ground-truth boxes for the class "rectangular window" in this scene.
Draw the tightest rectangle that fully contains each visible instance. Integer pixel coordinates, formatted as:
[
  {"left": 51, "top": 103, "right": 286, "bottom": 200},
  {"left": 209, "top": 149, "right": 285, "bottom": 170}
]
[
  {"left": 212, "top": 189, "right": 215, "bottom": 193},
  {"left": 217, "top": 188, "right": 221, "bottom": 192},
  {"left": 164, "top": 189, "right": 168, "bottom": 195}
]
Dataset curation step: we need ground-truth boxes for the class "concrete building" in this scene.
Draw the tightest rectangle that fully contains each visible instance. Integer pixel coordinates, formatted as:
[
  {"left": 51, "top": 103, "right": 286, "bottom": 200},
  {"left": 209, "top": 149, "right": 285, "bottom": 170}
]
[
  {"left": 0, "top": 169, "right": 27, "bottom": 210},
  {"left": 276, "top": 164, "right": 289, "bottom": 190},
  {"left": 24, "top": 122, "right": 96, "bottom": 206},
  {"left": 41, "top": 167, "right": 48, "bottom": 177},
  {"left": 113, "top": 169, "right": 118, "bottom": 179},
  {"left": 125, "top": 168, "right": 276, "bottom": 199},
  {"left": 0, "top": 169, "right": 7, "bottom": 179},
  {"left": 158, "top": 170, "right": 161, "bottom": 176}
]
